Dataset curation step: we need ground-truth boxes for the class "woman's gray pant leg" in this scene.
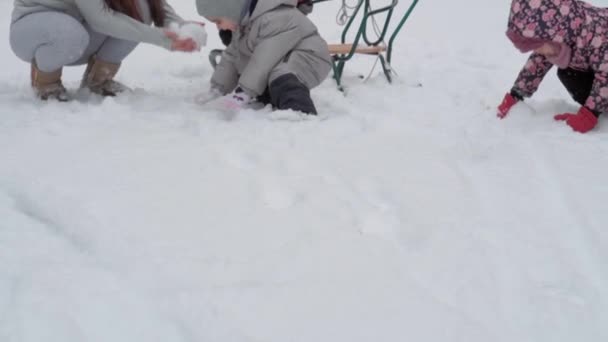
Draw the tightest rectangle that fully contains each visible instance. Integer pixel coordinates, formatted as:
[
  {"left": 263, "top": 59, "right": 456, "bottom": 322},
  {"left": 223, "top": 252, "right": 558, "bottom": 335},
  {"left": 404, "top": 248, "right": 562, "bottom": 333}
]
[
  {"left": 69, "top": 28, "right": 139, "bottom": 66},
  {"left": 70, "top": 0, "right": 149, "bottom": 66},
  {"left": 87, "top": 0, "right": 150, "bottom": 64},
  {"left": 9, "top": 12, "right": 89, "bottom": 72},
  {"left": 95, "top": 34, "right": 139, "bottom": 64}
]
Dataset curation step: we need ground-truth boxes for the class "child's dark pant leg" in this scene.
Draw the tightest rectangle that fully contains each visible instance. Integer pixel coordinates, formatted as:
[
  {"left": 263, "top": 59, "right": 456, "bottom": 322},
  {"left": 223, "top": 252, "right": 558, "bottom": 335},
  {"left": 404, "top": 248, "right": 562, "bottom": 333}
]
[
  {"left": 556, "top": 68, "right": 595, "bottom": 106},
  {"left": 256, "top": 87, "right": 272, "bottom": 105},
  {"left": 269, "top": 74, "right": 318, "bottom": 115},
  {"left": 267, "top": 50, "right": 331, "bottom": 115}
]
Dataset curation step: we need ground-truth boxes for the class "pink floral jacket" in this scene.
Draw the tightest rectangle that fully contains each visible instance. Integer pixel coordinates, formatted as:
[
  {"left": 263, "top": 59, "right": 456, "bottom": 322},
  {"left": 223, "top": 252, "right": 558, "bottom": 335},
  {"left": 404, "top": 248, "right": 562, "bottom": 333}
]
[{"left": 507, "top": 0, "right": 608, "bottom": 113}]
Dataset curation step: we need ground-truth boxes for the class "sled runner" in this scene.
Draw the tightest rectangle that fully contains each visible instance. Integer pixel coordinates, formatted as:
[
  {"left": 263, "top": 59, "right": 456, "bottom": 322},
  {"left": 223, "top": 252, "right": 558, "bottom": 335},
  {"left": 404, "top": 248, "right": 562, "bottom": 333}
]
[{"left": 327, "top": 0, "right": 420, "bottom": 90}]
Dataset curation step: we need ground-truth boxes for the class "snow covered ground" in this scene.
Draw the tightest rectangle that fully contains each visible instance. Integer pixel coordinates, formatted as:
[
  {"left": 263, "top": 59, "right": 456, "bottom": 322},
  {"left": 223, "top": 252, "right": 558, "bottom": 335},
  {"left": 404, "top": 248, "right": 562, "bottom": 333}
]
[{"left": 1, "top": 0, "right": 608, "bottom": 341}]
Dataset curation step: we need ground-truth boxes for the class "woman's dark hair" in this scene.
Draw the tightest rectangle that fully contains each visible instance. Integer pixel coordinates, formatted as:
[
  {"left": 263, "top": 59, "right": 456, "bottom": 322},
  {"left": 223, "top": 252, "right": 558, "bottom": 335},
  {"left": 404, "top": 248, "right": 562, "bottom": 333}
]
[{"left": 104, "top": 0, "right": 166, "bottom": 27}]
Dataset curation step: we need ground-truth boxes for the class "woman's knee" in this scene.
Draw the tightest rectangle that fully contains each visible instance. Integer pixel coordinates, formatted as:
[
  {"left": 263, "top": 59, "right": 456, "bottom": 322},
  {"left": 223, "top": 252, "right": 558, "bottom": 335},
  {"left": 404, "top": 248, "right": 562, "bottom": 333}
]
[{"left": 10, "top": 12, "right": 89, "bottom": 68}]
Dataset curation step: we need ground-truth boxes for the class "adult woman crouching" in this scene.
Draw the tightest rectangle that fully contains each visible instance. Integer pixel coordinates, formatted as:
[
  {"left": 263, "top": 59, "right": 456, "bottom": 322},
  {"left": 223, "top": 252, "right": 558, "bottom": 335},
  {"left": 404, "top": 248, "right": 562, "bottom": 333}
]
[{"left": 10, "top": 0, "right": 198, "bottom": 101}]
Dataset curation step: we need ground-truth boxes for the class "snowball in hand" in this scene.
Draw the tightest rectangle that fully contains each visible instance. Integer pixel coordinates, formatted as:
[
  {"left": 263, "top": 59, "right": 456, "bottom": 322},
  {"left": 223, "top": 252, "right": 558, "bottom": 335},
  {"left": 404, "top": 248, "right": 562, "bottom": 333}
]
[{"left": 169, "top": 23, "right": 208, "bottom": 50}]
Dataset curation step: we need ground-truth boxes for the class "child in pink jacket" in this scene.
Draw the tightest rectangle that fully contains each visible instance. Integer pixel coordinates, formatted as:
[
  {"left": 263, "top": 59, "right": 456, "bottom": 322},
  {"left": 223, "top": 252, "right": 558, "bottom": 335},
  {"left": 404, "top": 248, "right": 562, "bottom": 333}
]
[{"left": 498, "top": 0, "right": 608, "bottom": 133}]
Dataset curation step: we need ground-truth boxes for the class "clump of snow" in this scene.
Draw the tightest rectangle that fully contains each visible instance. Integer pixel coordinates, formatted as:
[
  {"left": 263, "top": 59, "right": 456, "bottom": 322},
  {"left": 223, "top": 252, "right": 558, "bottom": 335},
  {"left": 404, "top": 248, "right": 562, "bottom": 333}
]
[{"left": 169, "top": 22, "right": 208, "bottom": 50}]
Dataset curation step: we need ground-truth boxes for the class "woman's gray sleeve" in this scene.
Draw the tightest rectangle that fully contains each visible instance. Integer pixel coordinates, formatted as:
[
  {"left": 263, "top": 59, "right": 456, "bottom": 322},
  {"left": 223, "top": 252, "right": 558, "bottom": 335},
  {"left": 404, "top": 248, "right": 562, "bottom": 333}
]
[
  {"left": 74, "top": 0, "right": 172, "bottom": 50},
  {"left": 163, "top": 0, "right": 185, "bottom": 25}
]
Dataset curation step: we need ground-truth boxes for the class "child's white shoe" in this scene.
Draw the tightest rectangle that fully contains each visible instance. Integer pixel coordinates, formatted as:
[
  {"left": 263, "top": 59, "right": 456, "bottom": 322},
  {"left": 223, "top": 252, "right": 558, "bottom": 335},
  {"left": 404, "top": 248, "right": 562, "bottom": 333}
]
[{"left": 219, "top": 88, "right": 253, "bottom": 112}]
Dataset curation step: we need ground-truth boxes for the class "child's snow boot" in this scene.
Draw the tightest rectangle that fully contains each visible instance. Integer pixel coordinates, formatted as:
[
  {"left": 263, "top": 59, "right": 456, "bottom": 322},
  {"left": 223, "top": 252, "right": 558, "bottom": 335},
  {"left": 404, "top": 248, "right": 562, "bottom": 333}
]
[
  {"left": 81, "top": 57, "right": 130, "bottom": 97},
  {"left": 269, "top": 74, "right": 318, "bottom": 115},
  {"left": 31, "top": 61, "right": 69, "bottom": 102}
]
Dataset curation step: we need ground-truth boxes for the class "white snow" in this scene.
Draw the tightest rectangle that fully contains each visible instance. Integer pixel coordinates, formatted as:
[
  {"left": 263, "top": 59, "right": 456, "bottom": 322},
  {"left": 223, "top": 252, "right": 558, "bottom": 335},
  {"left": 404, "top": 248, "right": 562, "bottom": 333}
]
[
  {"left": 1, "top": 0, "right": 608, "bottom": 341},
  {"left": 170, "top": 22, "right": 208, "bottom": 49}
]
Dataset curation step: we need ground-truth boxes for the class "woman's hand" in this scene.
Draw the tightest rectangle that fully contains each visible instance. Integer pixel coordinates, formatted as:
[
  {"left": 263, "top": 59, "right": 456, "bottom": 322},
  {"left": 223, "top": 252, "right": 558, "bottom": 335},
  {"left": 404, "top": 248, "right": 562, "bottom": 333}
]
[{"left": 165, "top": 31, "right": 197, "bottom": 52}]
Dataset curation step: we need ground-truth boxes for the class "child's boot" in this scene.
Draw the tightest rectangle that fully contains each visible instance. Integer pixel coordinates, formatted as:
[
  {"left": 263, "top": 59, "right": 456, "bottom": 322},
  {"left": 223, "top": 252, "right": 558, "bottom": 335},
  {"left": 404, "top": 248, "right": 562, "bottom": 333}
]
[
  {"left": 31, "top": 62, "right": 69, "bottom": 102},
  {"left": 269, "top": 74, "right": 317, "bottom": 115},
  {"left": 81, "top": 57, "right": 130, "bottom": 97}
]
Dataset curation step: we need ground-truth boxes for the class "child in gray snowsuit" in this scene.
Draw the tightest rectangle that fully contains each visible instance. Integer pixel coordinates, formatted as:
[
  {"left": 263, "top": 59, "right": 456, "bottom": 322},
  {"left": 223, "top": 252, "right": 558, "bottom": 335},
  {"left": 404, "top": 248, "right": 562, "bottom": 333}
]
[{"left": 197, "top": 0, "right": 331, "bottom": 115}]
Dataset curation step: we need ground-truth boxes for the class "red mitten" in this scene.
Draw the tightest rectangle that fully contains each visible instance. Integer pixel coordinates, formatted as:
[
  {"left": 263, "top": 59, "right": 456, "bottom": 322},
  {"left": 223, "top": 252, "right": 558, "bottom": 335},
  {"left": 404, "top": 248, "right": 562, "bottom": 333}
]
[
  {"left": 497, "top": 92, "right": 519, "bottom": 119},
  {"left": 554, "top": 106, "right": 598, "bottom": 133}
]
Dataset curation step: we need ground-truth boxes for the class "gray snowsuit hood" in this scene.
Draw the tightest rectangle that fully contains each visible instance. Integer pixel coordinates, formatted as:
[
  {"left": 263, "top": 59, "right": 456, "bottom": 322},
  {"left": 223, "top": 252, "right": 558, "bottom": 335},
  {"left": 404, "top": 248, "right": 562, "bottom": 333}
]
[
  {"left": 247, "top": 0, "right": 299, "bottom": 21},
  {"left": 196, "top": 0, "right": 250, "bottom": 23},
  {"left": 196, "top": 0, "right": 299, "bottom": 23}
]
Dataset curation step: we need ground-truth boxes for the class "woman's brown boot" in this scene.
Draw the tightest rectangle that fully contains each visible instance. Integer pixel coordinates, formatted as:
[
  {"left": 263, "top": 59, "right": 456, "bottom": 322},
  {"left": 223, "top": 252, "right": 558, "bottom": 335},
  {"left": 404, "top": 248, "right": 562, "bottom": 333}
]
[
  {"left": 81, "top": 57, "right": 130, "bottom": 97},
  {"left": 31, "top": 62, "right": 69, "bottom": 102}
]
